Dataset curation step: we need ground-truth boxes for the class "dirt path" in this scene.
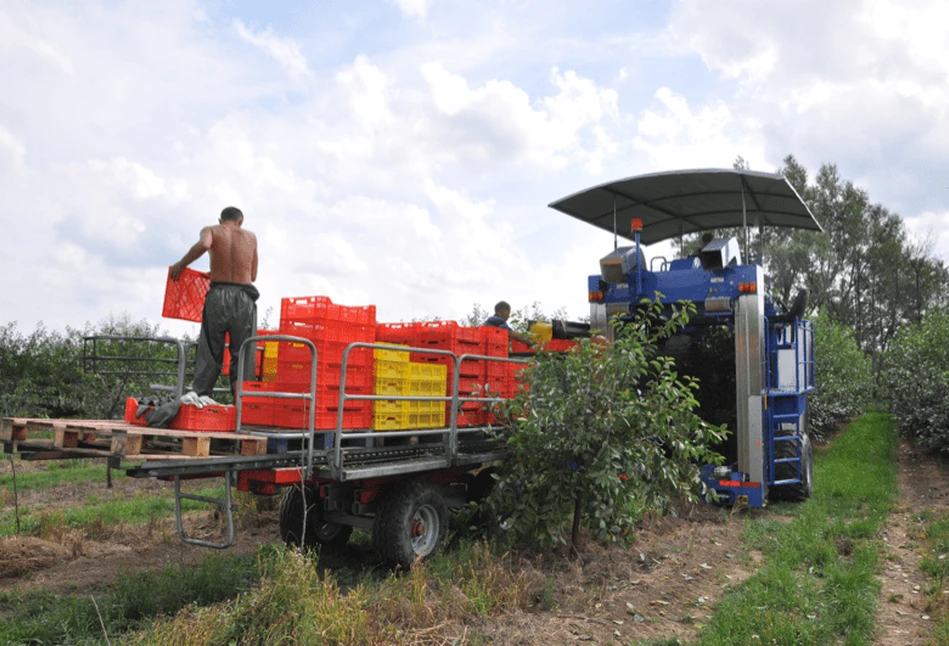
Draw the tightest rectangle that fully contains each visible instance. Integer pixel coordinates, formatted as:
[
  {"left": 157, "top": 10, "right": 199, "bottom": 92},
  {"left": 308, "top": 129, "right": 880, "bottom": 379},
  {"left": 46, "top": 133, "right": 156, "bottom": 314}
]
[{"left": 873, "top": 441, "right": 949, "bottom": 645}]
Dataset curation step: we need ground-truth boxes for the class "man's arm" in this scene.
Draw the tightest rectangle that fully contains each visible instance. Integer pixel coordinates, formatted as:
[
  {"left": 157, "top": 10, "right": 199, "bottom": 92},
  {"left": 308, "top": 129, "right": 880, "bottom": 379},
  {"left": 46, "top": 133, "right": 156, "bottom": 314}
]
[
  {"left": 250, "top": 244, "right": 258, "bottom": 282},
  {"left": 510, "top": 330, "right": 535, "bottom": 347},
  {"left": 170, "top": 227, "right": 213, "bottom": 279}
]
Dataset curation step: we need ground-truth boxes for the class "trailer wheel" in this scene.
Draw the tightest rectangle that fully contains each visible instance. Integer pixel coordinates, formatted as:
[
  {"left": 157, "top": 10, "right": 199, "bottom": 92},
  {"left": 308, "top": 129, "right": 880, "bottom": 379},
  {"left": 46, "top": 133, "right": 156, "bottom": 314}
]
[
  {"left": 771, "top": 430, "right": 814, "bottom": 502},
  {"left": 279, "top": 485, "right": 353, "bottom": 552},
  {"left": 373, "top": 479, "right": 448, "bottom": 569}
]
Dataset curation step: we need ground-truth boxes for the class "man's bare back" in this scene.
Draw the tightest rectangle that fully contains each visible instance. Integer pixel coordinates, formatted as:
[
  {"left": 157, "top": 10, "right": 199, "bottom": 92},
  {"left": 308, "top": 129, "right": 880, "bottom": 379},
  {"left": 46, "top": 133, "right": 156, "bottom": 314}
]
[
  {"left": 206, "top": 224, "right": 258, "bottom": 284},
  {"left": 170, "top": 213, "right": 258, "bottom": 284}
]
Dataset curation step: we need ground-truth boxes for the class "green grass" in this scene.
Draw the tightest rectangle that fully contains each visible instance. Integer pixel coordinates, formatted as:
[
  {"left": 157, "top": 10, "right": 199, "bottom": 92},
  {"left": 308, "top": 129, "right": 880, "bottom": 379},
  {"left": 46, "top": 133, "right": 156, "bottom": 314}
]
[
  {"left": 695, "top": 412, "right": 898, "bottom": 646},
  {"left": 0, "top": 550, "right": 259, "bottom": 645},
  {"left": 1, "top": 460, "right": 126, "bottom": 492},
  {"left": 0, "top": 485, "right": 227, "bottom": 537}
]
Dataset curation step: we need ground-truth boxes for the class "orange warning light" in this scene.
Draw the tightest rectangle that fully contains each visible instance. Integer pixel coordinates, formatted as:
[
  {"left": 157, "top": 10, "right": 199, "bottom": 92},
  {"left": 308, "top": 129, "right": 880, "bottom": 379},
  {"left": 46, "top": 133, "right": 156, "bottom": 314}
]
[{"left": 631, "top": 218, "right": 643, "bottom": 232}]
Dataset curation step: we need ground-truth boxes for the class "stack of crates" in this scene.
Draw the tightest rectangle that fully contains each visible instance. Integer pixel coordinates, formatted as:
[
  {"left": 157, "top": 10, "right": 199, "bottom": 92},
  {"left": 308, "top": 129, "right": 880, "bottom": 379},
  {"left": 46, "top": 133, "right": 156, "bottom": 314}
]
[
  {"left": 419, "top": 321, "right": 492, "bottom": 426},
  {"left": 372, "top": 345, "right": 411, "bottom": 430},
  {"left": 372, "top": 344, "right": 448, "bottom": 430},
  {"left": 408, "top": 362, "right": 447, "bottom": 428},
  {"left": 272, "top": 296, "right": 376, "bottom": 429}
]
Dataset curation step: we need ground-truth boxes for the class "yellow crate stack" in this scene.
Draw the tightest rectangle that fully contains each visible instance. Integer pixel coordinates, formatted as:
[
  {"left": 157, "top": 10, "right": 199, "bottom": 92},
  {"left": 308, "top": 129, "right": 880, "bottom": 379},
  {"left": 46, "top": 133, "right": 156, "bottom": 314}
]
[
  {"left": 408, "top": 363, "right": 447, "bottom": 428},
  {"left": 373, "top": 346, "right": 411, "bottom": 430},
  {"left": 261, "top": 340, "right": 279, "bottom": 382}
]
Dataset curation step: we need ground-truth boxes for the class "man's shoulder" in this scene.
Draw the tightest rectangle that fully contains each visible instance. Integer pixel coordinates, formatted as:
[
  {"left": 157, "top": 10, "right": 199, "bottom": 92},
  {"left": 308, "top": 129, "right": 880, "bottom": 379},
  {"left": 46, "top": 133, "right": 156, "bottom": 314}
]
[{"left": 483, "top": 315, "right": 511, "bottom": 330}]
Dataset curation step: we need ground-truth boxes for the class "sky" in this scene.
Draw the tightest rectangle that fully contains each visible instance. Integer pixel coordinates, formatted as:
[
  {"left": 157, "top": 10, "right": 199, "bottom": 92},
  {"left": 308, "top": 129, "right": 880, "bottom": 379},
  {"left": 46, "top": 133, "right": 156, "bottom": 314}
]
[{"left": 3, "top": 0, "right": 948, "bottom": 337}]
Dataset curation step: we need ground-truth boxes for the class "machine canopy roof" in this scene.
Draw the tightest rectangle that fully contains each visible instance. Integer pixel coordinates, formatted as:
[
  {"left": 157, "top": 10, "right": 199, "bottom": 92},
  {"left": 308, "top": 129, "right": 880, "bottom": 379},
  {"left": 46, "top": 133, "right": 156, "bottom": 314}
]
[{"left": 548, "top": 168, "right": 823, "bottom": 246}]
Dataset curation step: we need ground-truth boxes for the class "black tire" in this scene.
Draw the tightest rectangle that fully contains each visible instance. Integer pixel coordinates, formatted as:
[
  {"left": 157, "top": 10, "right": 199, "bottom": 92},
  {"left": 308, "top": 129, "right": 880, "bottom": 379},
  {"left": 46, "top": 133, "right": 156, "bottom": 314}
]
[
  {"left": 770, "top": 429, "right": 814, "bottom": 502},
  {"left": 279, "top": 485, "right": 353, "bottom": 552},
  {"left": 372, "top": 479, "right": 449, "bottom": 570}
]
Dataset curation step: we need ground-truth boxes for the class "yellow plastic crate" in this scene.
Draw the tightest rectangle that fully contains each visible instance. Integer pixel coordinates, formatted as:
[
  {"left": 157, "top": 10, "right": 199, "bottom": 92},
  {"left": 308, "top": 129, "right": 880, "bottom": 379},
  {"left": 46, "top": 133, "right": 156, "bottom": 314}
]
[
  {"left": 409, "top": 400, "right": 442, "bottom": 414},
  {"left": 409, "top": 363, "right": 446, "bottom": 381},
  {"left": 372, "top": 409, "right": 412, "bottom": 430},
  {"left": 373, "top": 400, "right": 409, "bottom": 416},
  {"left": 373, "top": 379, "right": 409, "bottom": 396},
  {"left": 374, "top": 360, "right": 411, "bottom": 381},
  {"left": 373, "top": 344, "right": 410, "bottom": 362},
  {"left": 409, "top": 410, "right": 445, "bottom": 428}
]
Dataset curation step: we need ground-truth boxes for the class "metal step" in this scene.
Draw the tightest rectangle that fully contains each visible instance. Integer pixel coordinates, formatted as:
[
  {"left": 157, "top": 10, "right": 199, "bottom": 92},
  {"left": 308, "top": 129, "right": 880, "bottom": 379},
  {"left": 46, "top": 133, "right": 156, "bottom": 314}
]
[
  {"left": 772, "top": 477, "right": 802, "bottom": 486},
  {"left": 772, "top": 434, "right": 801, "bottom": 443},
  {"left": 773, "top": 456, "right": 801, "bottom": 465}
]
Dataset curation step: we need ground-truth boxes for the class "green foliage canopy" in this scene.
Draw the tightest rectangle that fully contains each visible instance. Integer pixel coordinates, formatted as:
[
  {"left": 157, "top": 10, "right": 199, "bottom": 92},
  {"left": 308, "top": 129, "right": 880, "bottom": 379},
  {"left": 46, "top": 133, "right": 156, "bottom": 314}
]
[
  {"left": 488, "top": 300, "right": 726, "bottom": 550},
  {"left": 882, "top": 308, "right": 949, "bottom": 452}
]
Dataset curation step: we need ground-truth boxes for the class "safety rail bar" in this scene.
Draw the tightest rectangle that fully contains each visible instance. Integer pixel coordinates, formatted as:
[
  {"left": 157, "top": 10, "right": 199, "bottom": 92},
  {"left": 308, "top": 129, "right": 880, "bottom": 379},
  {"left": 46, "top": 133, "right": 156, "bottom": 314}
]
[
  {"left": 235, "top": 334, "right": 320, "bottom": 481},
  {"left": 82, "top": 335, "right": 190, "bottom": 399},
  {"left": 335, "top": 343, "right": 527, "bottom": 480}
]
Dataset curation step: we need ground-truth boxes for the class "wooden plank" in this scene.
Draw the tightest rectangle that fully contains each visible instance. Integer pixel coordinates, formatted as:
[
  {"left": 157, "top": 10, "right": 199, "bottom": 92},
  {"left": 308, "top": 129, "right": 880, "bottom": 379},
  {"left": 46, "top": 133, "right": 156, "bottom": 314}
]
[
  {"left": 239, "top": 437, "right": 268, "bottom": 456},
  {"left": 181, "top": 436, "right": 211, "bottom": 457}
]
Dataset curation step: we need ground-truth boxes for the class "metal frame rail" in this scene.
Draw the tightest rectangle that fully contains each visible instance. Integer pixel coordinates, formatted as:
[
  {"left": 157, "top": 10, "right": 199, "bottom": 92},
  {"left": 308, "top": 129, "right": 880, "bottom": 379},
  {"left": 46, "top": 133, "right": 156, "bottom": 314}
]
[{"left": 82, "top": 335, "right": 190, "bottom": 399}]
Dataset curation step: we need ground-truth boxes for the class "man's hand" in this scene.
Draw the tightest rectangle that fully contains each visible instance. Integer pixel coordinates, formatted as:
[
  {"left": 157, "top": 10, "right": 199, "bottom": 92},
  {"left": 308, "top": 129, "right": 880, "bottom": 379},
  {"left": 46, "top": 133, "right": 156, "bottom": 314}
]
[{"left": 170, "top": 262, "right": 185, "bottom": 280}]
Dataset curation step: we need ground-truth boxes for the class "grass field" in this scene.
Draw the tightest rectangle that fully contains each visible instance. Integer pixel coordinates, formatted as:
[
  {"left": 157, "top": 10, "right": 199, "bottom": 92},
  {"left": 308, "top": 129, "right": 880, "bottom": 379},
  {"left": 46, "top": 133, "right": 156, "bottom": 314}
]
[{"left": 0, "top": 413, "right": 930, "bottom": 645}]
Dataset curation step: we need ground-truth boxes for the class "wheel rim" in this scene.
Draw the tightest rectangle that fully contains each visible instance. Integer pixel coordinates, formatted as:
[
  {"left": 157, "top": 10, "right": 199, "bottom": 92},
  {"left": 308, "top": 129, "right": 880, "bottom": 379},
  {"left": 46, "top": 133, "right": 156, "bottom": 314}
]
[{"left": 410, "top": 504, "right": 440, "bottom": 556}]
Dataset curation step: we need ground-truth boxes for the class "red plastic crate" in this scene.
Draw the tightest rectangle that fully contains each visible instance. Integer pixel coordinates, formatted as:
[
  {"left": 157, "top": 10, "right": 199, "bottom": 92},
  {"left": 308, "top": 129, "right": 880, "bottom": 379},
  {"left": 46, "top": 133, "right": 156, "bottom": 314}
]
[
  {"left": 124, "top": 397, "right": 150, "bottom": 427},
  {"left": 376, "top": 322, "right": 422, "bottom": 346},
  {"left": 281, "top": 295, "right": 377, "bottom": 325},
  {"left": 272, "top": 401, "right": 371, "bottom": 430},
  {"left": 481, "top": 326, "right": 509, "bottom": 357},
  {"left": 281, "top": 295, "right": 339, "bottom": 322},
  {"left": 171, "top": 404, "right": 237, "bottom": 432},
  {"left": 241, "top": 401, "right": 274, "bottom": 426},
  {"left": 162, "top": 267, "right": 210, "bottom": 322},
  {"left": 510, "top": 339, "right": 534, "bottom": 354},
  {"left": 418, "top": 320, "right": 482, "bottom": 346},
  {"left": 544, "top": 339, "right": 581, "bottom": 352}
]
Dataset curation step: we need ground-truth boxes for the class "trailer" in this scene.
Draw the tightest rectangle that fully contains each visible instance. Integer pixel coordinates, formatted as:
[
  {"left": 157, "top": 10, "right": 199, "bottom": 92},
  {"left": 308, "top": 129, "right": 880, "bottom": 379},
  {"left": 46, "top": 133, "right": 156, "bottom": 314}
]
[
  {"left": 2, "top": 168, "right": 823, "bottom": 567},
  {"left": 3, "top": 336, "right": 520, "bottom": 570}
]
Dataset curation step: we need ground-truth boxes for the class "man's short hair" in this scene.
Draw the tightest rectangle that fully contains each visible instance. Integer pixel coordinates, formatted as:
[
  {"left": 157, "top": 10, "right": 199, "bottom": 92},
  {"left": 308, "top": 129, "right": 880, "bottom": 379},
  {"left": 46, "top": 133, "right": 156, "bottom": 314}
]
[
  {"left": 494, "top": 301, "right": 511, "bottom": 314},
  {"left": 221, "top": 206, "right": 244, "bottom": 222}
]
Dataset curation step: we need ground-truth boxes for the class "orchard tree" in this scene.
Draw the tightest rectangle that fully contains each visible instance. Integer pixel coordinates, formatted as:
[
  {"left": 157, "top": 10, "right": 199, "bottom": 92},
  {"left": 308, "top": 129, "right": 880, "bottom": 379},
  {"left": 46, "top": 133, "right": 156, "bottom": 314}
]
[{"left": 487, "top": 300, "right": 726, "bottom": 552}]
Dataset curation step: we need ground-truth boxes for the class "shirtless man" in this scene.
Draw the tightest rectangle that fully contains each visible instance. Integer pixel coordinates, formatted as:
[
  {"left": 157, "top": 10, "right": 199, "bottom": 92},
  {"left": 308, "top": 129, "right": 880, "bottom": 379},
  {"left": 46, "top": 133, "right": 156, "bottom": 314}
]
[{"left": 171, "top": 206, "right": 259, "bottom": 397}]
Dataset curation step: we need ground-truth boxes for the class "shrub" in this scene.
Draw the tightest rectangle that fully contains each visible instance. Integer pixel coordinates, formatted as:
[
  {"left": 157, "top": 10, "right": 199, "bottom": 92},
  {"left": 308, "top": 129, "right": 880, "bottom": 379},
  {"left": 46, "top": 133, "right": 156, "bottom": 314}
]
[
  {"left": 882, "top": 309, "right": 949, "bottom": 452},
  {"left": 488, "top": 299, "right": 726, "bottom": 551},
  {"left": 808, "top": 311, "right": 872, "bottom": 437}
]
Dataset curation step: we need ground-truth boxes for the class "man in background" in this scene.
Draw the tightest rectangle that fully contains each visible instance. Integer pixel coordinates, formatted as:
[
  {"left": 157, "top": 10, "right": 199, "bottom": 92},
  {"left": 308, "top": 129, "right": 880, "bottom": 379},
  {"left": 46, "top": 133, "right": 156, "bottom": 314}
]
[
  {"left": 171, "top": 206, "right": 259, "bottom": 398},
  {"left": 483, "top": 301, "right": 535, "bottom": 348}
]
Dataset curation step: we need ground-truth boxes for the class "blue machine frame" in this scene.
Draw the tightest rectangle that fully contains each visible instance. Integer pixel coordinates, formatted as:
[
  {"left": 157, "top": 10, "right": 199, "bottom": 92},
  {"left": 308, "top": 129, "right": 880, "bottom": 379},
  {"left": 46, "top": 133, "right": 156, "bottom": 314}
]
[{"left": 551, "top": 169, "right": 821, "bottom": 507}]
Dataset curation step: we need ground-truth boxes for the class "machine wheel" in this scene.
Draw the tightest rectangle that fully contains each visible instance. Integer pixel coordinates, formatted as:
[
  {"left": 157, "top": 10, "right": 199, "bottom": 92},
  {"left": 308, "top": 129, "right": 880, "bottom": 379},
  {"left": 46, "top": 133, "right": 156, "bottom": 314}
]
[
  {"left": 771, "top": 429, "right": 814, "bottom": 502},
  {"left": 279, "top": 485, "right": 353, "bottom": 552},
  {"left": 372, "top": 479, "right": 449, "bottom": 570}
]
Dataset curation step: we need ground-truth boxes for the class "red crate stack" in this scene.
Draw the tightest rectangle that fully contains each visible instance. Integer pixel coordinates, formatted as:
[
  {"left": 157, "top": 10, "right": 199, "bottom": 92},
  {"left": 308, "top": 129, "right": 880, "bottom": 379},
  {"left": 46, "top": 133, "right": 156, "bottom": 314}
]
[
  {"left": 274, "top": 295, "right": 377, "bottom": 429},
  {"left": 241, "top": 381, "right": 275, "bottom": 427},
  {"left": 162, "top": 267, "right": 210, "bottom": 322},
  {"left": 411, "top": 321, "right": 484, "bottom": 378},
  {"left": 481, "top": 325, "right": 509, "bottom": 357}
]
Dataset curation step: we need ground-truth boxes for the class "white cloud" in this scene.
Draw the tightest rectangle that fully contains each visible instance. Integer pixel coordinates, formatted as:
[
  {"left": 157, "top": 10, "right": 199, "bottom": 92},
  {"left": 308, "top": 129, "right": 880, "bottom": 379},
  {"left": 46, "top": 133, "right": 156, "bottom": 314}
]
[
  {"left": 233, "top": 18, "right": 310, "bottom": 78},
  {"left": 0, "top": 8, "right": 75, "bottom": 75},
  {"left": 394, "top": 0, "right": 433, "bottom": 19},
  {"left": 632, "top": 86, "right": 767, "bottom": 170}
]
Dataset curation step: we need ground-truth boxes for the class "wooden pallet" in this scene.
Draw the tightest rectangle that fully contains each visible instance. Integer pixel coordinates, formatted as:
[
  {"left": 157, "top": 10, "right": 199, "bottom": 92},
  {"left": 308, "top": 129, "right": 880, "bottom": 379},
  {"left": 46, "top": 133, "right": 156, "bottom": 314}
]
[{"left": 1, "top": 417, "right": 267, "bottom": 459}]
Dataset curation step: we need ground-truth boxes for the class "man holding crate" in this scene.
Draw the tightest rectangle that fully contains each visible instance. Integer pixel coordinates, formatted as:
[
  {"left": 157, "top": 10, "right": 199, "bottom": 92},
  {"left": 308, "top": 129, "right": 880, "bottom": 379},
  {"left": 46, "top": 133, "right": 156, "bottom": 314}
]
[{"left": 171, "top": 206, "right": 259, "bottom": 399}]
